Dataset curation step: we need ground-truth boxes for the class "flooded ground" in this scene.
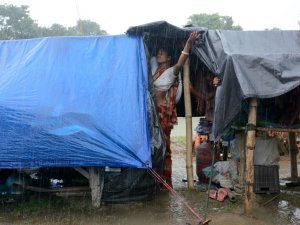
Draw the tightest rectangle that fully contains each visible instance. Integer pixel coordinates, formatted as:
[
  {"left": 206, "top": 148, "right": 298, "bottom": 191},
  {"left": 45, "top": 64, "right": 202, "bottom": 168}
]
[{"left": 1, "top": 136, "right": 300, "bottom": 225}]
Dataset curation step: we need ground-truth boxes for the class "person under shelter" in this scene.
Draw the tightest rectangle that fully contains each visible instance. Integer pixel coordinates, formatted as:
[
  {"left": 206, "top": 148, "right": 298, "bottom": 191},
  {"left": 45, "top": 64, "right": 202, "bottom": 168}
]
[{"left": 150, "top": 32, "right": 199, "bottom": 187}]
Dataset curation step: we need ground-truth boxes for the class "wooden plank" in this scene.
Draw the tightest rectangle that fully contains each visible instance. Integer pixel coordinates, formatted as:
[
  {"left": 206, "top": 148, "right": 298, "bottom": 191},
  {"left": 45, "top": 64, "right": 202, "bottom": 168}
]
[
  {"left": 289, "top": 132, "right": 298, "bottom": 178},
  {"left": 183, "top": 59, "right": 194, "bottom": 189},
  {"left": 24, "top": 185, "right": 90, "bottom": 193},
  {"left": 257, "top": 127, "right": 300, "bottom": 133},
  {"left": 55, "top": 192, "right": 90, "bottom": 197},
  {"left": 73, "top": 167, "right": 90, "bottom": 179},
  {"left": 244, "top": 98, "right": 257, "bottom": 216},
  {"left": 232, "top": 125, "right": 300, "bottom": 133}
]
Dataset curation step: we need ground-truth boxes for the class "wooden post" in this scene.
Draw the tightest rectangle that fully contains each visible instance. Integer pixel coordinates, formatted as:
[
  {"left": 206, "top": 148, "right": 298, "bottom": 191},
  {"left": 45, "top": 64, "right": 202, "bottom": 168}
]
[
  {"left": 183, "top": 59, "right": 194, "bottom": 189},
  {"left": 239, "top": 131, "right": 246, "bottom": 187},
  {"left": 223, "top": 145, "right": 228, "bottom": 161},
  {"left": 289, "top": 132, "right": 298, "bottom": 178},
  {"left": 244, "top": 98, "right": 257, "bottom": 216},
  {"left": 89, "top": 167, "right": 105, "bottom": 208}
]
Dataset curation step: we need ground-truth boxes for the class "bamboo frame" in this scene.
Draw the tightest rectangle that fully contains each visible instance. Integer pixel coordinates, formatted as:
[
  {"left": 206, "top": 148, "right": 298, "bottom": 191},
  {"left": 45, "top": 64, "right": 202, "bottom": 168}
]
[
  {"left": 244, "top": 98, "right": 257, "bottom": 215},
  {"left": 238, "top": 131, "right": 246, "bottom": 187},
  {"left": 231, "top": 102, "right": 299, "bottom": 214},
  {"left": 183, "top": 59, "right": 194, "bottom": 189}
]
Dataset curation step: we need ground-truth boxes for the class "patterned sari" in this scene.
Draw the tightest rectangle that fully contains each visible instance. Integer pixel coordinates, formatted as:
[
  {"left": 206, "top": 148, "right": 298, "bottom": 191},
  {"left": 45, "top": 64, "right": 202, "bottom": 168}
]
[{"left": 153, "top": 67, "right": 178, "bottom": 187}]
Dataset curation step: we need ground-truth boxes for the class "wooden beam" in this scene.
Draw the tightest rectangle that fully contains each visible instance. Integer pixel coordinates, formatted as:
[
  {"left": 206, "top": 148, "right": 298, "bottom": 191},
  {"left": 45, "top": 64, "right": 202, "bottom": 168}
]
[
  {"left": 55, "top": 192, "right": 90, "bottom": 197},
  {"left": 289, "top": 132, "right": 298, "bottom": 178},
  {"left": 183, "top": 59, "right": 194, "bottom": 189},
  {"left": 23, "top": 185, "right": 90, "bottom": 193},
  {"left": 244, "top": 98, "right": 257, "bottom": 216},
  {"left": 232, "top": 126, "right": 300, "bottom": 133},
  {"left": 73, "top": 167, "right": 89, "bottom": 179},
  {"left": 89, "top": 167, "right": 105, "bottom": 208},
  {"left": 257, "top": 127, "right": 300, "bottom": 133}
]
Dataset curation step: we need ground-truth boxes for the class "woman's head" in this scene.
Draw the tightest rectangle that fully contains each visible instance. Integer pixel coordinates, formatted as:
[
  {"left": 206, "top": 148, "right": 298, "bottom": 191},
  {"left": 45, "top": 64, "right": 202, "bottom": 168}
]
[{"left": 156, "top": 47, "right": 171, "bottom": 65}]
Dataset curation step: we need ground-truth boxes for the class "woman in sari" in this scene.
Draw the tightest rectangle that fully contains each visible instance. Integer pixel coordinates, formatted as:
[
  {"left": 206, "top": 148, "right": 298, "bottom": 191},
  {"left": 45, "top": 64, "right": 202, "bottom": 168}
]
[{"left": 151, "top": 32, "right": 200, "bottom": 187}]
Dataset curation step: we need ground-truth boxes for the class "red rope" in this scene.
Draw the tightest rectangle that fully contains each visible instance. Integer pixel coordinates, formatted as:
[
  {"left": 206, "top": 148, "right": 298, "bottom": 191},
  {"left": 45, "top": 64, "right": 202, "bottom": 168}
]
[{"left": 147, "top": 168, "right": 205, "bottom": 224}]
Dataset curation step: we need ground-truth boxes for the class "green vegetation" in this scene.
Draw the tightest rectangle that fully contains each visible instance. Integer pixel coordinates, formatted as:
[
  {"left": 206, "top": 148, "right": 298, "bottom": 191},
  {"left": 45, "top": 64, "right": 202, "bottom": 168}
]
[
  {"left": 0, "top": 4, "right": 246, "bottom": 40},
  {"left": 278, "top": 187, "right": 300, "bottom": 207},
  {"left": 0, "top": 4, "right": 107, "bottom": 40},
  {"left": 3, "top": 194, "right": 97, "bottom": 222},
  {"left": 171, "top": 136, "right": 186, "bottom": 146},
  {"left": 187, "top": 13, "right": 242, "bottom": 30}
]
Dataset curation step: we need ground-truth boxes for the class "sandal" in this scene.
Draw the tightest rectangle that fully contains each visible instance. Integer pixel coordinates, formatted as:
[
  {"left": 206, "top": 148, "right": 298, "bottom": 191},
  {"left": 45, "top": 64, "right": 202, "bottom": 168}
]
[
  {"left": 217, "top": 188, "right": 228, "bottom": 202},
  {"left": 209, "top": 189, "right": 217, "bottom": 199}
]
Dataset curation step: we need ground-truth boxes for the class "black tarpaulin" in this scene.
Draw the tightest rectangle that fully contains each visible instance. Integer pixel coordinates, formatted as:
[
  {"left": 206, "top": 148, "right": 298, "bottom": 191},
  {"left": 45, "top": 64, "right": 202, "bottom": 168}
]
[
  {"left": 196, "top": 30, "right": 300, "bottom": 139},
  {"left": 127, "top": 21, "right": 300, "bottom": 140},
  {"left": 127, "top": 21, "right": 206, "bottom": 59},
  {"left": 127, "top": 20, "right": 205, "bottom": 38}
]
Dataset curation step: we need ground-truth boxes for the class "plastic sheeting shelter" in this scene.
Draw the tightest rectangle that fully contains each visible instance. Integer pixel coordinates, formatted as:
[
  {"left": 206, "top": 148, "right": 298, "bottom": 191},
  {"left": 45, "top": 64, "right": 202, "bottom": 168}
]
[
  {"left": 196, "top": 30, "right": 300, "bottom": 139},
  {"left": 128, "top": 21, "right": 300, "bottom": 139},
  {"left": 0, "top": 35, "right": 151, "bottom": 169}
]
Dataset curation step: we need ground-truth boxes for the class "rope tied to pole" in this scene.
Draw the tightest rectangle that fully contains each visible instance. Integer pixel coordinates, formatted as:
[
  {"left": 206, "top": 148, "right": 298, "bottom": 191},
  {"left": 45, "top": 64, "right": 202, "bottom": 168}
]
[{"left": 245, "top": 123, "right": 256, "bottom": 132}]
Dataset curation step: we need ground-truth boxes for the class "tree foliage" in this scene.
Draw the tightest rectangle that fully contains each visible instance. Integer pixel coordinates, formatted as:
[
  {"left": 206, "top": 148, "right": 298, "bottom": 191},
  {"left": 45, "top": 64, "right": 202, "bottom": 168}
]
[
  {"left": 71, "top": 20, "right": 107, "bottom": 36},
  {"left": 41, "top": 23, "right": 69, "bottom": 36},
  {"left": 265, "top": 27, "right": 281, "bottom": 31},
  {"left": 0, "top": 4, "right": 40, "bottom": 39},
  {"left": 0, "top": 4, "right": 107, "bottom": 40},
  {"left": 187, "top": 13, "right": 242, "bottom": 30}
]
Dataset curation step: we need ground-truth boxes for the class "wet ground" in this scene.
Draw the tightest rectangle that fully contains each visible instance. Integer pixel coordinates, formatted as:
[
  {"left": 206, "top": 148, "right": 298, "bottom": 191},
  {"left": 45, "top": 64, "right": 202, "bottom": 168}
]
[{"left": 0, "top": 137, "right": 300, "bottom": 225}]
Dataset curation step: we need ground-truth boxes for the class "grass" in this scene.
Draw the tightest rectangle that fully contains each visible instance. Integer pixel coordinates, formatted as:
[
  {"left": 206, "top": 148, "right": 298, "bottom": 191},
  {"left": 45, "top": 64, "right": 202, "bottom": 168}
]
[
  {"left": 9, "top": 194, "right": 65, "bottom": 218},
  {"left": 278, "top": 186, "right": 300, "bottom": 206},
  {"left": 2, "top": 193, "right": 97, "bottom": 220},
  {"left": 171, "top": 136, "right": 186, "bottom": 146}
]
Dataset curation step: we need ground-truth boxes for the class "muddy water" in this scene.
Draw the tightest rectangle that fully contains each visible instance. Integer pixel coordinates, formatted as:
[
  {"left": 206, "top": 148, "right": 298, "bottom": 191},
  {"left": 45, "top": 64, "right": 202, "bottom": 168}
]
[
  {"left": 279, "top": 155, "right": 300, "bottom": 178},
  {"left": 170, "top": 141, "right": 300, "bottom": 225},
  {"left": 1, "top": 138, "right": 300, "bottom": 225}
]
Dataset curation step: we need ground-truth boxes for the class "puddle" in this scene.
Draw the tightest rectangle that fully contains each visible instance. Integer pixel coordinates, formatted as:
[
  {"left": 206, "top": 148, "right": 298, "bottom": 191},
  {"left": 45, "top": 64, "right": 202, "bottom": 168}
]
[{"left": 0, "top": 137, "right": 300, "bottom": 225}]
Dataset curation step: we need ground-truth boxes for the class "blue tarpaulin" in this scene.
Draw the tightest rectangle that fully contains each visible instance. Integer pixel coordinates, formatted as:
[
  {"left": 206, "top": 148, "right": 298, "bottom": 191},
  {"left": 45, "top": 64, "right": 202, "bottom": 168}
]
[{"left": 0, "top": 35, "right": 151, "bottom": 169}]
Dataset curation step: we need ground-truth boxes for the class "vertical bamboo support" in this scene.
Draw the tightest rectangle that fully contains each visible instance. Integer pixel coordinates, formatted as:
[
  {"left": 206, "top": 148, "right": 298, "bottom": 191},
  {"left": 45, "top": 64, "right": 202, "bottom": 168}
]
[
  {"left": 183, "top": 59, "right": 194, "bottom": 189},
  {"left": 244, "top": 98, "right": 257, "bottom": 215},
  {"left": 239, "top": 131, "right": 246, "bottom": 187},
  {"left": 289, "top": 132, "right": 298, "bottom": 178}
]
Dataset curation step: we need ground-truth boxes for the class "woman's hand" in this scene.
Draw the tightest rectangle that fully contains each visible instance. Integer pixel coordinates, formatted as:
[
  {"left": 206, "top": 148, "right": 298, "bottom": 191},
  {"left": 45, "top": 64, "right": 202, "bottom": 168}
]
[
  {"left": 212, "top": 77, "right": 222, "bottom": 87},
  {"left": 174, "top": 31, "right": 200, "bottom": 75},
  {"left": 187, "top": 32, "right": 201, "bottom": 45}
]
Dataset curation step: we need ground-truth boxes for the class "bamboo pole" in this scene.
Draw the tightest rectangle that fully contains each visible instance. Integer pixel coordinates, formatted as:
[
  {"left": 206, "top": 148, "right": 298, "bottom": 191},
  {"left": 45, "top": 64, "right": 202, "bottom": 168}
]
[
  {"left": 244, "top": 98, "right": 257, "bottom": 216},
  {"left": 183, "top": 59, "right": 194, "bottom": 189},
  {"left": 289, "top": 132, "right": 298, "bottom": 178},
  {"left": 239, "top": 131, "right": 246, "bottom": 187}
]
